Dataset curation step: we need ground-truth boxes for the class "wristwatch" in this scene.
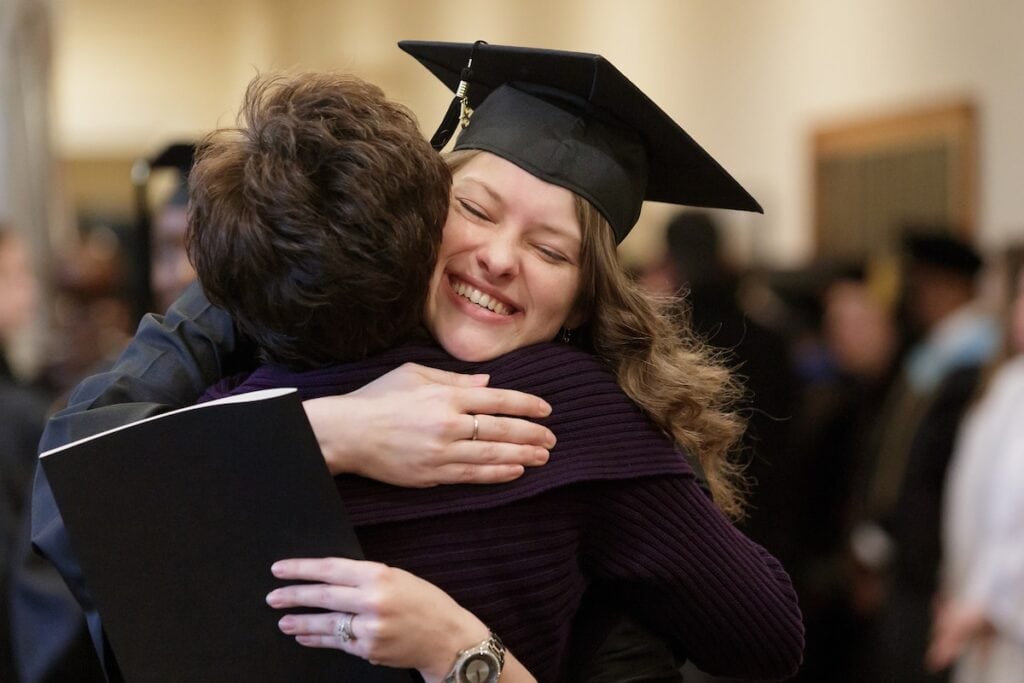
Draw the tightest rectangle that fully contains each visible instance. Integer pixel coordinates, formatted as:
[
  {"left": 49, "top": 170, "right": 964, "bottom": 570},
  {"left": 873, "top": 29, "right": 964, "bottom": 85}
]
[{"left": 443, "top": 631, "right": 506, "bottom": 683}]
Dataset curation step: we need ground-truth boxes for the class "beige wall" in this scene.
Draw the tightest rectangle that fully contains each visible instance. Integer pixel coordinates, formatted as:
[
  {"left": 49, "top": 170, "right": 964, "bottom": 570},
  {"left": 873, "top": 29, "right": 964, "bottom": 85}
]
[{"left": 53, "top": 0, "right": 1024, "bottom": 265}]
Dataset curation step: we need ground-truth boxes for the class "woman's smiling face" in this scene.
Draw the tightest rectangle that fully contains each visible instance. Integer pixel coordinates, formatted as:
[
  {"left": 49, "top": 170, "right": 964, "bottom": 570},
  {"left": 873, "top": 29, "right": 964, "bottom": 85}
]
[{"left": 424, "top": 152, "right": 584, "bottom": 362}]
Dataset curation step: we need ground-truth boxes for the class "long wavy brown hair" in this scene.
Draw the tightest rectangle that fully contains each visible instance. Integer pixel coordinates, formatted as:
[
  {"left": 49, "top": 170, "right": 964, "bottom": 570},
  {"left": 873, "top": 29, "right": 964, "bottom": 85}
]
[{"left": 446, "top": 150, "right": 748, "bottom": 519}]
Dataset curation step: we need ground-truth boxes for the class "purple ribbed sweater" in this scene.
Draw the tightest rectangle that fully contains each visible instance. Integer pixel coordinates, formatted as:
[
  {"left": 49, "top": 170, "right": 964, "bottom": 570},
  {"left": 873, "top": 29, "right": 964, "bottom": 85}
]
[{"left": 204, "top": 342, "right": 804, "bottom": 681}]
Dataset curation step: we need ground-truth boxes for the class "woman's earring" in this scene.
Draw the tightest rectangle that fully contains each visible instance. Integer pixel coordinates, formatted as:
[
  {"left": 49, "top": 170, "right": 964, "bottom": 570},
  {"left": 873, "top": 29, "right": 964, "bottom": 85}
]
[{"left": 559, "top": 326, "right": 574, "bottom": 344}]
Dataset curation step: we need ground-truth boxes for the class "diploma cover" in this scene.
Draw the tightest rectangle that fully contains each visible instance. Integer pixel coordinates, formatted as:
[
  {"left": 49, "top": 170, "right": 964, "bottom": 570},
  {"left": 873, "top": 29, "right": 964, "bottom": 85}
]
[{"left": 41, "top": 388, "right": 410, "bottom": 682}]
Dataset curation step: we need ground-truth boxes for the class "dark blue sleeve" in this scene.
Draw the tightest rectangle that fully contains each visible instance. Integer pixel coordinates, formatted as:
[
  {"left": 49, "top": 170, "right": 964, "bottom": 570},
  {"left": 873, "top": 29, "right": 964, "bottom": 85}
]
[{"left": 39, "top": 281, "right": 249, "bottom": 451}]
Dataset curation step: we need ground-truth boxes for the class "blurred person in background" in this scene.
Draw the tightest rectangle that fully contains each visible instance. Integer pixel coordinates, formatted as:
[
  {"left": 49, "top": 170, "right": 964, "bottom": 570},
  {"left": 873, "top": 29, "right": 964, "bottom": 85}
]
[
  {"left": 639, "top": 213, "right": 803, "bottom": 683},
  {"left": 782, "top": 266, "right": 899, "bottom": 681},
  {"left": 149, "top": 174, "right": 196, "bottom": 314},
  {"left": 927, "top": 245, "right": 1024, "bottom": 682},
  {"left": 37, "top": 144, "right": 196, "bottom": 399},
  {"left": 641, "top": 211, "right": 798, "bottom": 557},
  {"left": 0, "top": 226, "right": 41, "bottom": 379},
  {"left": 849, "top": 230, "right": 998, "bottom": 682},
  {"left": 6, "top": 225, "right": 135, "bottom": 683},
  {"left": 39, "top": 224, "right": 132, "bottom": 396},
  {"left": 0, "top": 225, "right": 51, "bottom": 683},
  {"left": 7, "top": 146, "right": 196, "bottom": 683},
  {"left": 138, "top": 142, "right": 198, "bottom": 317}
]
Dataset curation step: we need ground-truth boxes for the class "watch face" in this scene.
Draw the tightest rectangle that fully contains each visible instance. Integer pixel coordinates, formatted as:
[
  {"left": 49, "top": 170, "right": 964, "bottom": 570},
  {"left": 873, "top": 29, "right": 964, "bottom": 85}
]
[{"left": 461, "top": 652, "right": 498, "bottom": 683}]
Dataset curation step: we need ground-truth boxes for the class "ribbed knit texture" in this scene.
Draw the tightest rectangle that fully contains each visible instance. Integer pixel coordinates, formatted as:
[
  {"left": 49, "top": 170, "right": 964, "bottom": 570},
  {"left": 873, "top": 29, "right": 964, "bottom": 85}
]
[{"left": 204, "top": 342, "right": 804, "bottom": 681}]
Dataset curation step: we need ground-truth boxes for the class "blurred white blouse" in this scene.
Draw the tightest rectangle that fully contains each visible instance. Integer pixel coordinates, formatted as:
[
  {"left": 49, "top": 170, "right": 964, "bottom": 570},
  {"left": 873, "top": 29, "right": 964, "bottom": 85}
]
[{"left": 942, "top": 354, "right": 1024, "bottom": 682}]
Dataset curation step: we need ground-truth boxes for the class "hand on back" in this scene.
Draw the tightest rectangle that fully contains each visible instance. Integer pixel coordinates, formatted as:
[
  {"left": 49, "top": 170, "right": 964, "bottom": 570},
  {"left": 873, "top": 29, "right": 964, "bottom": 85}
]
[{"left": 303, "top": 363, "right": 555, "bottom": 486}]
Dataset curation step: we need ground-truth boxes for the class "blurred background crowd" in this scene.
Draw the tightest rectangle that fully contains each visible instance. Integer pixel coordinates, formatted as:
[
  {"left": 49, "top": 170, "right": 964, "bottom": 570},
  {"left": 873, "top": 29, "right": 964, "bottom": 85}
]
[{"left": 2, "top": 1, "right": 1024, "bottom": 681}]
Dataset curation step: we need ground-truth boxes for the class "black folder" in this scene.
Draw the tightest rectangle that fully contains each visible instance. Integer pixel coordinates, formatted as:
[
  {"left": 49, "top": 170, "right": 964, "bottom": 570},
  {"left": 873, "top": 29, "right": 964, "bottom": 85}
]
[{"left": 41, "top": 388, "right": 411, "bottom": 682}]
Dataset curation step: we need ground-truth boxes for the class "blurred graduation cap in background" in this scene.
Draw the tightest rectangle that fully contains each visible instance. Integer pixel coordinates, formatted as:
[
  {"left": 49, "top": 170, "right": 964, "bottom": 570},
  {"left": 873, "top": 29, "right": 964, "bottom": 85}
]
[
  {"left": 130, "top": 142, "right": 194, "bottom": 318},
  {"left": 901, "top": 229, "right": 982, "bottom": 279},
  {"left": 401, "top": 40, "right": 761, "bottom": 243}
]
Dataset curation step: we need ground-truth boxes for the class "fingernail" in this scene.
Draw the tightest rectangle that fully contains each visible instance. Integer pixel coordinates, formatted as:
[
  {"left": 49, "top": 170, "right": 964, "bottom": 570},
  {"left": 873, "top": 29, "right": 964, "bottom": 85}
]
[
  {"left": 266, "top": 590, "right": 279, "bottom": 606},
  {"left": 271, "top": 561, "right": 285, "bottom": 575},
  {"left": 278, "top": 616, "right": 295, "bottom": 632},
  {"left": 538, "top": 400, "right": 552, "bottom": 416},
  {"left": 534, "top": 448, "right": 550, "bottom": 464}
]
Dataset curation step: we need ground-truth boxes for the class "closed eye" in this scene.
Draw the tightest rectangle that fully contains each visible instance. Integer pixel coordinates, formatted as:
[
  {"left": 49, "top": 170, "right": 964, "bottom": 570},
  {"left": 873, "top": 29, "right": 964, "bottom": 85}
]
[
  {"left": 457, "top": 199, "right": 490, "bottom": 222},
  {"left": 536, "top": 245, "right": 570, "bottom": 264}
]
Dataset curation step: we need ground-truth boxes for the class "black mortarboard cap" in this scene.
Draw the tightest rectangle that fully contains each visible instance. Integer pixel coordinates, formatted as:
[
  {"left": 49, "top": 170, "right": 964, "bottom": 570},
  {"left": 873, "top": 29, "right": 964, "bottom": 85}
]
[
  {"left": 131, "top": 142, "right": 196, "bottom": 318},
  {"left": 400, "top": 40, "right": 762, "bottom": 243},
  {"left": 134, "top": 142, "right": 196, "bottom": 206},
  {"left": 149, "top": 142, "right": 196, "bottom": 176},
  {"left": 903, "top": 231, "right": 982, "bottom": 278}
]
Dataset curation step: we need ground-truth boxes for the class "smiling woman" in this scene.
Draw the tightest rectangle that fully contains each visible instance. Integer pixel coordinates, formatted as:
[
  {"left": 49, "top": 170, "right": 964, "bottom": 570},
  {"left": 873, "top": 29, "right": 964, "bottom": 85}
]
[{"left": 426, "top": 151, "right": 584, "bottom": 362}]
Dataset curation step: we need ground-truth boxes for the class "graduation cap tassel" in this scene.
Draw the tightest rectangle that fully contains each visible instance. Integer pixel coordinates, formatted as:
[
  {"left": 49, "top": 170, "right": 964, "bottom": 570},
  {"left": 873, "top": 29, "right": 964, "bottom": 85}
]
[
  {"left": 429, "top": 40, "right": 487, "bottom": 151},
  {"left": 429, "top": 94, "right": 461, "bottom": 150},
  {"left": 457, "top": 78, "right": 474, "bottom": 129}
]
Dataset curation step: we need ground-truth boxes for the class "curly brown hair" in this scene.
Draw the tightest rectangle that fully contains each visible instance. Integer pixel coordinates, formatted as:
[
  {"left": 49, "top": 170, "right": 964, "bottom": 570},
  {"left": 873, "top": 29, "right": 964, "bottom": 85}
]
[
  {"left": 187, "top": 71, "right": 451, "bottom": 368},
  {"left": 573, "top": 198, "right": 748, "bottom": 519},
  {"left": 445, "top": 149, "right": 748, "bottom": 518}
]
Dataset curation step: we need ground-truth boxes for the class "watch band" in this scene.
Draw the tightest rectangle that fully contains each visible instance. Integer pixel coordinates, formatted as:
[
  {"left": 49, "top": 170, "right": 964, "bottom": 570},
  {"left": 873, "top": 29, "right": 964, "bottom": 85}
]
[{"left": 486, "top": 631, "right": 506, "bottom": 672}]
